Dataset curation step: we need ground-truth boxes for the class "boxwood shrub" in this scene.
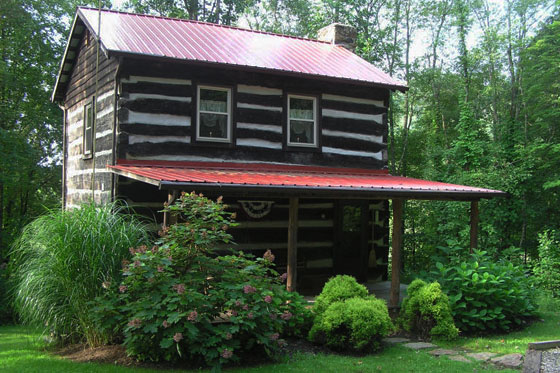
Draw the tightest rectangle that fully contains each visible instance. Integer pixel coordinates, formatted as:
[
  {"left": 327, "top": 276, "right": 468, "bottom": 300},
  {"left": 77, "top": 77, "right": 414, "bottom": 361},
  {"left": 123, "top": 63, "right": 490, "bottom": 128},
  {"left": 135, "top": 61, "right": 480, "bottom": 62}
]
[
  {"left": 313, "top": 275, "right": 369, "bottom": 315},
  {"left": 398, "top": 279, "right": 458, "bottom": 340}
]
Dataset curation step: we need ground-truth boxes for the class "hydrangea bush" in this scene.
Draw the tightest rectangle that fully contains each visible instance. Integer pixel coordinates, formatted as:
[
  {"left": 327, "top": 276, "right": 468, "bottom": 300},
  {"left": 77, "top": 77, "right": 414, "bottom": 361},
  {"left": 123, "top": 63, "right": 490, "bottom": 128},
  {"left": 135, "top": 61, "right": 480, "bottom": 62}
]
[{"left": 93, "top": 192, "right": 311, "bottom": 368}]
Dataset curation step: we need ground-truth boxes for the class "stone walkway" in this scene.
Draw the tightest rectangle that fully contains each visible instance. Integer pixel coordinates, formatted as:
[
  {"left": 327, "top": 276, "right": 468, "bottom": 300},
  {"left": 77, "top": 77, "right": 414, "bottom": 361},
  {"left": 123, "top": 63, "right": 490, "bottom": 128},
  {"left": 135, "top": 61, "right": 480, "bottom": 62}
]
[{"left": 383, "top": 337, "right": 525, "bottom": 369}]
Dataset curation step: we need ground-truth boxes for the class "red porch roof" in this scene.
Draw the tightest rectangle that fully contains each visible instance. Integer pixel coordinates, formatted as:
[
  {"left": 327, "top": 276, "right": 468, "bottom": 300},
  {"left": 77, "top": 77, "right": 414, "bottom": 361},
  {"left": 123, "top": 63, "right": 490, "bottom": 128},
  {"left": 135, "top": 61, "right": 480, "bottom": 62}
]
[
  {"left": 108, "top": 160, "right": 506, "bottom": 200},
  {"left": 53, "top": 7, "right": 406, "bottom": 102}
]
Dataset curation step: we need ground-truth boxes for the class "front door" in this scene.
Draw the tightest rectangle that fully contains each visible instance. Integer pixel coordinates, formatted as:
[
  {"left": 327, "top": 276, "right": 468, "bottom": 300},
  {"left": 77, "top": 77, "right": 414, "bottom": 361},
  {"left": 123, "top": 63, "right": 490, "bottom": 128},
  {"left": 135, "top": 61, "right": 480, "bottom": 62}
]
[{"left": 335, "top": 201, "right": 368, "bottom": 281}]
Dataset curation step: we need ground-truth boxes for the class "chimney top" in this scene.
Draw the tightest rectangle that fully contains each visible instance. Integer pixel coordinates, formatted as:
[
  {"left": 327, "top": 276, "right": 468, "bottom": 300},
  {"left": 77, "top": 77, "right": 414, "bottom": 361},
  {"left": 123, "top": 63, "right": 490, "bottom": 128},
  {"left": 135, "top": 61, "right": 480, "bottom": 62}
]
[{"left": 317, "top": 23, "right": 357, "bottom": 52}]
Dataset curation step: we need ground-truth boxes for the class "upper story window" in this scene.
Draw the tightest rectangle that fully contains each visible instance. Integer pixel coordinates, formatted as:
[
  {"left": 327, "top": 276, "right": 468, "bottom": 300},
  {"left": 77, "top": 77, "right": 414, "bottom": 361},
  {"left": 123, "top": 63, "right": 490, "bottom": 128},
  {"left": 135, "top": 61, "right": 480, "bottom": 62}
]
[
  {"left": 197, "top": 85, "right": 232, "bottom": 142},
  {"left": 287, "top": 95, "right": 317, "bottom": 147},
  {"left": 83, "top": 99, "right": 94, "bottom": 157}
]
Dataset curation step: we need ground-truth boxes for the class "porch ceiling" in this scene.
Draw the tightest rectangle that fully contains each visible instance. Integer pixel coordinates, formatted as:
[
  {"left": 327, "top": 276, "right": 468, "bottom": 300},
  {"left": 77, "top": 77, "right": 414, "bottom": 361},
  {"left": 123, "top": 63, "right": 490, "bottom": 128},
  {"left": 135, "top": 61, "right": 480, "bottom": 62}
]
[{"left": 107, "top": 159, "right": 507, "bottom": 201}]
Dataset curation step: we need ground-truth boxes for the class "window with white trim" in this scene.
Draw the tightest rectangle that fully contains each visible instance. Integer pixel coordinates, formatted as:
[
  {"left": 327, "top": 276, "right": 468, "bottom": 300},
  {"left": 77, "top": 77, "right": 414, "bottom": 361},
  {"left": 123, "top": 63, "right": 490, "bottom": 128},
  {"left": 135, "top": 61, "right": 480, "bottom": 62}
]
[
  {"left": 83, "top": 99, "right": 94, "bottom": 157},
  {"left": 196, "top": 86, "right": 232, "bottom": 142},
  {"left": 287, "top": 95, "right": 317, "bottom": 147}
]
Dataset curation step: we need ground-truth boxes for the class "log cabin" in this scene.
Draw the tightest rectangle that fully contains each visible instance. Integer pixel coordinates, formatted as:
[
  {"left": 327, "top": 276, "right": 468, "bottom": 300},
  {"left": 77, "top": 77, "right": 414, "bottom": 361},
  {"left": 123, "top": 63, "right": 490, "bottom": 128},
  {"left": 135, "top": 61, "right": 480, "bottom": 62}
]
[{"left": 52, "top": 7, "right": 506, "bottom": 307}]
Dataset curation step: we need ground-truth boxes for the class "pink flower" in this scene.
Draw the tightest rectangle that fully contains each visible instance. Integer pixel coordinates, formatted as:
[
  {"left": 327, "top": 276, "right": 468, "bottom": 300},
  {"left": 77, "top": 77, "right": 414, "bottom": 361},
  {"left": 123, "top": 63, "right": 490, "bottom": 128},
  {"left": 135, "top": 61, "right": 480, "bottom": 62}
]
[
  {"left": 280, "top": 273, "right": 288, "bottom": 282},
  {"left": 235, "top": 300, "right": 242, "bottom": 307},
  {"left": 127, "top": 318, "right": 142, "bottom": 327},
  {"left": 269, "top": 313, "right": 277, "bottom": 320},
  {"left": 129, "top": 247, "right": 135, "bottom": 255},
  {"left": 121, "top": 259, "right": 130, "bottom": 269},
  {"left": 157, "top": 265, "right": 164, "bottom": 273},
  {"left": 281, "top": 312, "right": 293, "bottom": 321},
  {"left": 221, "top": 349, "right": 233, "bottom": 359},
  {"left": 133, "top": 260, "right": 141, "bottom": 268},
  {"left": 263, "top": 249, "right": 275, "bottom": 262},
  {"left": 225, "top": 332, "right": 232, "bottom": 340},
  {"left": 247, "top": 312, "right": 254, "bottom": 319},
  {"left": 187, "top": 310, "right": 198, "bottom": 322},
  {"left": 243, "top": 285, "right": 256, "bottom": 294},
  {"left": 173, "top": 283, "right": 186, "bottom": 294},
  {"left": 119, "top": 285, "right": 127, "bottom": 293},
  {"left": 242, "top": 304, "right": 249, "bottom": 311},
  {"left": 162, "top": 320, "right": 169, "bottom": 328},
  {"left": 269, "top": 333, "right": 279, "bottom": 341},
  {"left": 173, "top": 332, "right": 183, "bottom": 342},
  {"left": 264, "top": 295, "right": 272, "bottom": 303},
  {"left": 231, "top": 310, "right": 238, "bottom": 317}
]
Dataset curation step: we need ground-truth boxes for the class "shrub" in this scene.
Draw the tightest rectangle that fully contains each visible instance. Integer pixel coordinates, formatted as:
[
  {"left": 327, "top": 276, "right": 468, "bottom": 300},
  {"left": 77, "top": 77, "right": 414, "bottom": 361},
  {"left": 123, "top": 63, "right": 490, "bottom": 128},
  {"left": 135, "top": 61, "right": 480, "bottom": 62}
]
[
  {"left": 398, "top": 279, "right": 458, "bottom": 340},
  {"left": 10, "top": 202, "right": 149, "bottom": 345},
  {"left": 92, "top": 192, "right": 310, "bottom": 369},
  {"left": 533, "top": 230, "right": 560, "bottom": 297},
  {"left": 313, "top": 275, "right": 369, "bottom": 315},
  {"left": 309, "top": 297, "right": 393, "bottom": 352},
  {"left": 425, "top": 247, "right": 536, "bottom": 333}
]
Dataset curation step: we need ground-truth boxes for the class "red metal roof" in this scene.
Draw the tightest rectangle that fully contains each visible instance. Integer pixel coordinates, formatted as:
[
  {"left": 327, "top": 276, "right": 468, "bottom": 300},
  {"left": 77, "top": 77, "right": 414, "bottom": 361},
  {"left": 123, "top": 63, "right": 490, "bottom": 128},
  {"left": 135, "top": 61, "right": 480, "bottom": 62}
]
[
  {"left": 108, "top": 160, "right": 506, "bottom": 200},
  {"left": 75, "top": 7, "right": 405, "bottom": 89}
]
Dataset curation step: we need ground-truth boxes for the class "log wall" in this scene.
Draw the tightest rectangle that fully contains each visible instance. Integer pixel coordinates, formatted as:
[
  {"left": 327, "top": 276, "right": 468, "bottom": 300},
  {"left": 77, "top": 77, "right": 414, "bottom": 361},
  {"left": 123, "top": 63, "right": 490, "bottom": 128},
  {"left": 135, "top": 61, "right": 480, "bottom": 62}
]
[{"left": 63, "top": 30, "right": 118, "bottom": 208}]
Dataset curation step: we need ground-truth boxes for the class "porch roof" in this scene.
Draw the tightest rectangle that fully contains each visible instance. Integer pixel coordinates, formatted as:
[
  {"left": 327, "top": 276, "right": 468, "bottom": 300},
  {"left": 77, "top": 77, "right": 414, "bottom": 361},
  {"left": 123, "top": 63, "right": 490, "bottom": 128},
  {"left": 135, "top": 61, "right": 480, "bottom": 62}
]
[{"left": 107, "top": 160, "right": 506, "bottom": 201}]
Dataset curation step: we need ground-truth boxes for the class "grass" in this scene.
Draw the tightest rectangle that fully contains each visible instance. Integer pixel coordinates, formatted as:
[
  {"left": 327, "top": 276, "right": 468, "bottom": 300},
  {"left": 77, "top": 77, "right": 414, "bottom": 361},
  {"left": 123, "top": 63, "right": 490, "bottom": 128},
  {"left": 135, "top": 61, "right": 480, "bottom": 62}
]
[
  {"left": 10, "top": 202, "right": 149, "bottom": 345},
  {"left": 0, "top": 324, "right": 518, "bottom": 373},
  {"left": 435, "top": 309, "right": 560, "bottom": 355}
]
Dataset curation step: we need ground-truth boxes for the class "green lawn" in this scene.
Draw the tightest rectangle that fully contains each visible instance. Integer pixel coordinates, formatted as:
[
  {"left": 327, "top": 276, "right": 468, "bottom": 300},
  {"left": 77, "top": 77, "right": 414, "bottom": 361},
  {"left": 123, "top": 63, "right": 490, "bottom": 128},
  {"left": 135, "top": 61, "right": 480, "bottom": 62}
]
[
  {"left": 0, "top": 325, "right": 521, "bottom": 373},
  {"left": 435, "top": 309, "right": 560, "bottom": 355}
]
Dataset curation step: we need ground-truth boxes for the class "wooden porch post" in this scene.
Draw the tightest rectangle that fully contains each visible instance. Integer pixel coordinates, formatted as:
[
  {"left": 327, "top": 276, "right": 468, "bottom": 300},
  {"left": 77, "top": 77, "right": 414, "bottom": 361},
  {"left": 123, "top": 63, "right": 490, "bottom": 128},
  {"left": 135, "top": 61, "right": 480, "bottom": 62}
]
[
  {"left": 287, "top": 197, "right": 299, "bottom": 292},
  {"left": 470, "top": 200, "right": 479, "bottom": 253},
  {"left": 162, "top": 190, "right": 179, "bottom": 228},
  {"left": 389, "top": 199, "right": 403, "bottom": 309}
]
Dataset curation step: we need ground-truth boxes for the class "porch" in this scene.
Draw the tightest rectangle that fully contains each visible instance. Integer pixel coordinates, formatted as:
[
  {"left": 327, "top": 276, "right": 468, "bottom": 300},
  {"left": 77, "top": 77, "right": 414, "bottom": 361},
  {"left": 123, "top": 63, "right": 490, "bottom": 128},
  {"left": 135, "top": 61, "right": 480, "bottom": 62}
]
[{"left": 108, "top": 159, "right": 506, "bottom": 310}]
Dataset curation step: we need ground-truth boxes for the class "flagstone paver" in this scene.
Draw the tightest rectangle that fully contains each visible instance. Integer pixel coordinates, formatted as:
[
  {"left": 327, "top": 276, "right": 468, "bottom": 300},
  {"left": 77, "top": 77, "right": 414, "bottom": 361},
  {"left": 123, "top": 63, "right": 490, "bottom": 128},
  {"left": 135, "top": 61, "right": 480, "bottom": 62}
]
[
  {"left": 384, "top": 337, "right": 411, "bottom": 344},
  {"left": 429, "top": 349, "right": 458, "bottom": 357},
  {"left": 466, "top": 352, "right": 498, "bottom": 361},
  {"left": 491, "top": 353, "right": 524, "bottom": 369},
  {"left": 403, "top": 342, "right": 437, "bottom": 350},
  {"left": 449, "top": 355, "right": 472, "bottom": 363}
]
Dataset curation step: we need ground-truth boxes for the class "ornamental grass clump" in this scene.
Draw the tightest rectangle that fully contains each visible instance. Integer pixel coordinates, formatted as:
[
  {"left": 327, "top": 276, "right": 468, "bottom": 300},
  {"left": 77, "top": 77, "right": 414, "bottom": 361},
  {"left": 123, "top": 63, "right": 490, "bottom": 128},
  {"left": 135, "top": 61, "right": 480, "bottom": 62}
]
[
  {"left": 10, "top": 202, "right": 149, "bottom": 345},
  {"left": 398, "top": 279, "right": 458, "bottom": 340},
  {"left": 92, "top": 192, "right": 310, "bottom": 369},
  {"left": 309, "top": 275, "right": 393, "bottom": 352}
]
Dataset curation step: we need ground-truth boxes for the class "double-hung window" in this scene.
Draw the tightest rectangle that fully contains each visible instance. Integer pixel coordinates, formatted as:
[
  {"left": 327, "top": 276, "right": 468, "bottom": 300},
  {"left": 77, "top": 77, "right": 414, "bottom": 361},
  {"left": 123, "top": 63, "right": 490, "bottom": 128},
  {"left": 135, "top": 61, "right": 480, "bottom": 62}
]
[
  {"left": 197, "top": 86, "right": 232, "bottom": 142},
  {"left": 83, "top": 99, "right": 94, "bottom": 157},
  {"left": 287, "top": 95, "right": 317, "bottom": 147}
]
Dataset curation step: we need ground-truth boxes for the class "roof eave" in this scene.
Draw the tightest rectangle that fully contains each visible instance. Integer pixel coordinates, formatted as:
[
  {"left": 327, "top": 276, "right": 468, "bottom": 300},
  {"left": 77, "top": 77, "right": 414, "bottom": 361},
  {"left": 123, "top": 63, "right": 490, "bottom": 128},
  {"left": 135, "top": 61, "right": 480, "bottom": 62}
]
[{"left": 51, "top": 11, "right": 82, "bottom": 103}]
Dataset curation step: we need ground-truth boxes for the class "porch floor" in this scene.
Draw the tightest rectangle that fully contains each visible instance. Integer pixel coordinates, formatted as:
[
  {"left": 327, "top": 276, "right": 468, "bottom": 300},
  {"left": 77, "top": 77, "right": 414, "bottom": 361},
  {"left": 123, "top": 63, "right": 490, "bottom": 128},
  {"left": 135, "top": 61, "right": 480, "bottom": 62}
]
[{"left": 303, "top": 281, "right": 408, "bottom": 305}]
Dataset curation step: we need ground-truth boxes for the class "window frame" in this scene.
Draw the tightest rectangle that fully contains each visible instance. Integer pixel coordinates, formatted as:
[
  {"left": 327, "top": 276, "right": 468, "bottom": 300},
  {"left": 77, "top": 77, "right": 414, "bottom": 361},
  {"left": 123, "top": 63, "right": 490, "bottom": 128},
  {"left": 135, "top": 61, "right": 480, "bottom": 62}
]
[
  {"left": 196, "top": 85, "right": 232, "bottom": 143},
  {"left": 286, "top": 94, "right": 318, "bottom": 148},
  {"left": 82, "top": 97, "right": 95, "bottom": 159}
]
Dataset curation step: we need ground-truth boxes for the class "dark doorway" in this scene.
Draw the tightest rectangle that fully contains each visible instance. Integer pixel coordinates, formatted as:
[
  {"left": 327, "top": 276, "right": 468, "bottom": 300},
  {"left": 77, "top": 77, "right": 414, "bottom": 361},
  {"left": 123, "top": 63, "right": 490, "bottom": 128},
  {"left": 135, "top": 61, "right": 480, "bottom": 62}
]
[{"left": 335, "top": 200, "right": 369, "bottom": 281}]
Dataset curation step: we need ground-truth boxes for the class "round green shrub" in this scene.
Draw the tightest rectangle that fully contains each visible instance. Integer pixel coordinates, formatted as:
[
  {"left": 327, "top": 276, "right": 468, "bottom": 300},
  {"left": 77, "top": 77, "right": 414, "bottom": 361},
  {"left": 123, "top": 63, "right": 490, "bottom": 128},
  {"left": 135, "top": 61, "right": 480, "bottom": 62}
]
[
  {"left": 313, "top": 275, "right": 369, "bottom": 315},
  {"left": 398, "top": 279, "right": 458, "bottom": 340},
  {"left": 427, "top": 247, "right": 536, "bottom": 332},
  {"left": 533, "top": 230, "right": 560, "bottom": 298},
  {"left": 309, "top": 297, "right": 393, "bottom": 352}
]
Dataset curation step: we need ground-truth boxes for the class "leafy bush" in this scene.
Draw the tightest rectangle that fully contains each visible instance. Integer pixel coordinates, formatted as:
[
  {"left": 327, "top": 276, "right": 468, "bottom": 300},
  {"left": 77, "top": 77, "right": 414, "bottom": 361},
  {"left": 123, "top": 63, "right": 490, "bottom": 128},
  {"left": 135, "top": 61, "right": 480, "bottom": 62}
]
[
  {"left": 93, "top": 192, "right": 310, "bottom": 368},
  {"left": 10, "top": 202, "right": 149, "bottom": 345},
  {"left": 533, "top": 230, "right": 560, "bottom": 297},
  {"left": 424, "top": 247, "right": 536, "bottom": 332},
  {"left": 313, "top": 275, "right": 369, "bottom": 315},
  {"left": 398, "top": 279, "right": 458, "bottom": 340},
  {"left": 309, "top": 297, "right": 393, "bottom": 352}
]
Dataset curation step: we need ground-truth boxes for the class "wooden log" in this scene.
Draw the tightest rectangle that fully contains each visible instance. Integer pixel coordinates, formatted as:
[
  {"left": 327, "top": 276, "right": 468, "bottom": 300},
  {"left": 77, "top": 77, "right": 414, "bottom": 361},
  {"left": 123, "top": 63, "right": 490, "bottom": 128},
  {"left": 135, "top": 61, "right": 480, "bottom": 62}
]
[
  {"left": 470, "top": 200, "right": 479, "bottom": 253},
  {"left": 389, "top": 198, "right": 403, "bottom": 309},
  {"left": 286, "top": 197, "right": 299, "bottom": 292},
  {"left": 162, "top": 190, "right": 179, "bottom": 228}
]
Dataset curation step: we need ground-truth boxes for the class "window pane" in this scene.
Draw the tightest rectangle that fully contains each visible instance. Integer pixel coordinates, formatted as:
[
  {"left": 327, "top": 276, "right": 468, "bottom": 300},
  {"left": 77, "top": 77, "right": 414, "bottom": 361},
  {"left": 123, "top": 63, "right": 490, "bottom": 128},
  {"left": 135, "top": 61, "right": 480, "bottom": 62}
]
[
  {"left": 290, "top": 97, "right": 314, "bottom": 120},
  {"left": 200, "top": 113, "right": 228, "bottom": 138},
  {"left": 289, "top": 120, "right": 314, "bottom": 144},
  {"left": 200, "top": 89, "right": 227, "bottom": 113},
  {"left": 85, "top": 127, "right": 92, "bottom": 153}
]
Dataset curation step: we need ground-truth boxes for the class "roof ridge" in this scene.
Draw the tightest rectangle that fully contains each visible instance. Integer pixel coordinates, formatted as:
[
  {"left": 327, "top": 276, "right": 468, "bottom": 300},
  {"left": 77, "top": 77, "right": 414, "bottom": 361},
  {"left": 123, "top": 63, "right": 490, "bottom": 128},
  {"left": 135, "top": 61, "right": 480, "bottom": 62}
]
[{"left": 77, "top": 6, "right": 333, "bottom": 45}]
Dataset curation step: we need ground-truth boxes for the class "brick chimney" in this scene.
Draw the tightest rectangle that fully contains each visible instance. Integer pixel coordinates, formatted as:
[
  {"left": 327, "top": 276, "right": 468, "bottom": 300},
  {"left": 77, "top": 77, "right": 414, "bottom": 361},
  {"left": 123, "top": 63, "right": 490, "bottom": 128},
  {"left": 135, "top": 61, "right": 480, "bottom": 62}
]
[{"left": 317, "top": 23, "right": 357, "bottom": 52}]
